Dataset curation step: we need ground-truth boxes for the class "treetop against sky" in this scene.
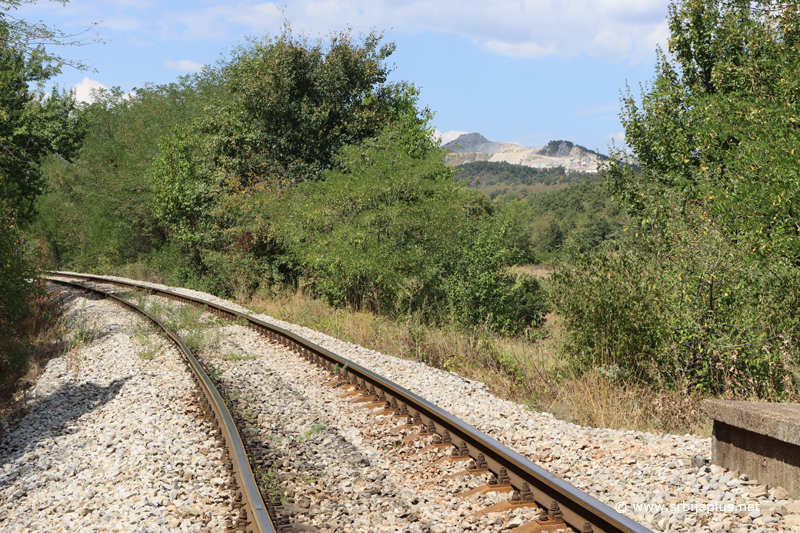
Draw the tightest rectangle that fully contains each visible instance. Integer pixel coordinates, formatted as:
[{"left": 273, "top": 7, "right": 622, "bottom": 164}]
[{"left": 13, "top": 0, "right": 672, "bottom": 152}]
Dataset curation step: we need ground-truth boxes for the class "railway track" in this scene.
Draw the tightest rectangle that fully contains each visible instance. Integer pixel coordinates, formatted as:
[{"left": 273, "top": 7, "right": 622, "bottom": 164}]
[
  {"left": 45, "top": 271, "right": 652, "bottom": 533},
  {"left": 44, "top": 276, "right": 277, "bottom": 533}
]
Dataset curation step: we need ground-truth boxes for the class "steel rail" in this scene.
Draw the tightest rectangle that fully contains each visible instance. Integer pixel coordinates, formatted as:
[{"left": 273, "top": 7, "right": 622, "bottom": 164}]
[
  {"left": 48, "top": 271, "right": 653, "bottom": 533},
  {"left": 46, "top": 276, "right": 276, "bottom": 533}
]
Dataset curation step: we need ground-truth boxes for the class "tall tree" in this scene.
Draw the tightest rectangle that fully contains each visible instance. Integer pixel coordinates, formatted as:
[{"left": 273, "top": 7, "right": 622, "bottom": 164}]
[
  {"left": 1, "top": 0, "right": 93, "bottom": 379},
  {"left": 1, "top": 1, "right": 90, "bottom": 223},
  {"left": 552, "top": 0, "right": 800, "bottom": 396},
  {"left": 150, "top": 28, "right": 433, "bottom": 258},
  {"left": 607, "top": 0, "right": 800, "bottom": 262},
  {"left": 202, "top": 28, "right": 423, "bottom": 185}
]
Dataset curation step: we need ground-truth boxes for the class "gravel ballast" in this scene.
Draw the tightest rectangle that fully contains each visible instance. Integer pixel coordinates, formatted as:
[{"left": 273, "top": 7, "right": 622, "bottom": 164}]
[
  {"left": 0, "top": 284, "right": 235, "bottom": 532},
  {"left": 5, "top": 273, "right": 799, "bottom": 533}
]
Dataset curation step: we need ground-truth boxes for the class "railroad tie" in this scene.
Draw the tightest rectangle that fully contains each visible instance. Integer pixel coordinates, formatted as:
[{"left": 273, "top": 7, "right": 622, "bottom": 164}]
[{"left": 460, "top": 467, "right": 514, "bottom": 497}]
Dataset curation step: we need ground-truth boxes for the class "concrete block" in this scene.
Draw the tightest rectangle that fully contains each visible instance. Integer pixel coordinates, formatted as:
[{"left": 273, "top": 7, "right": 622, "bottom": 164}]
[{"left": 704, "top": 400, "right": 800, "bottom": 499}]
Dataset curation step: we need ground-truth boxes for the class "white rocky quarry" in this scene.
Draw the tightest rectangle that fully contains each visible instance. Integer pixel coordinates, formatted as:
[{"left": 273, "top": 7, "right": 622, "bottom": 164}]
[{"left": 443, "top": 133, "right": 601, "bottom": 173}]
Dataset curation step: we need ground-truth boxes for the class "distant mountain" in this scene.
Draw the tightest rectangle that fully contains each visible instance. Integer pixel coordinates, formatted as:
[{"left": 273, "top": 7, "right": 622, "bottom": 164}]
[
  {"left": 443, "top": 133, "right": 603, "bottom": 173},
  {"left": 537, "top": 140, "right": 606, "bottom": 159},
  {"left": 442, "top": 133, "right": 521, "bottom": 154}
]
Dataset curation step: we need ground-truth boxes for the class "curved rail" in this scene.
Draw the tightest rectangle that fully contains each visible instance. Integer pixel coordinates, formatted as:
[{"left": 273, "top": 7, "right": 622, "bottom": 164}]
[
  {"left": 46, "top": 276, "right": 276, "bottom": 533},
  {"left": 48, "top": 271, "right": 653, "bottom": 533}
]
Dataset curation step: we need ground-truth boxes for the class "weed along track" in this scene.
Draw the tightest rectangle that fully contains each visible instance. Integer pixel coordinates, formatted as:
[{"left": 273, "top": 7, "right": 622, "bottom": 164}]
[{"left": 40, "top": 272, "right": 655, "bottom": 533}]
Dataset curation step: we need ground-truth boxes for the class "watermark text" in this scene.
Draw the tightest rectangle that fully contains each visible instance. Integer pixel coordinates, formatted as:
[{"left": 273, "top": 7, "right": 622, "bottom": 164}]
[{"left": 615, "top": 501, "right": 759, "bottom": 515}]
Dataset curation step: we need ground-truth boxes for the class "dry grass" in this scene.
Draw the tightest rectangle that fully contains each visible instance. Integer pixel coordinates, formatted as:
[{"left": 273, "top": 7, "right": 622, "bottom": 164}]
[
  {"left": 116, "top": 261, "right": 169, "bottom": 285},
  {"left": 546, "top": 372, "right": 712, "bottom": 436},
  {"left": 242, "top": 289, "right": 713, "bottom": 436},
  {"left": 0, "top": 285, "right": 69, "bottom": 427},
  {"left": 513, "top": 264, "right": 554, "bottom": 279}
]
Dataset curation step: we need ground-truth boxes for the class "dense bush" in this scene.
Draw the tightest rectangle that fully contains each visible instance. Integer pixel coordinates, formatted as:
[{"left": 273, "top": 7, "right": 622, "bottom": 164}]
[
  {"left": 443, "top": 200, "right": 547, "bottom": 333},
  {"left": 262, "top": 126, "right": 548, "bottom": 332},
  {"left": 553, "top": 0, "right": 800, "bottom": 397},
  {"left": 0, "top": 198, "right": 37, "bottom": 380},
  {"left": 527, "top": 180, "right": 622, "bottom": 257},
  {"left": 552, "top": 209, "right": 798, "bottom": 396},
  {"left": 28, "top": 28, "right": 548, "bottom": 336},
  {"left": 33, "top": 82, "right": 214, "bottom": 270}
]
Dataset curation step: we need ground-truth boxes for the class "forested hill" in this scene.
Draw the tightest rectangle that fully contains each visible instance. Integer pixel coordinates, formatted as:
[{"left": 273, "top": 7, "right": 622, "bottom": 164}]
[
  {"left": 451, "top": 160, "right": 624, "bottom": 260},
  {"left": 454, "top": 160, "right": 599, "bottom": 201}
]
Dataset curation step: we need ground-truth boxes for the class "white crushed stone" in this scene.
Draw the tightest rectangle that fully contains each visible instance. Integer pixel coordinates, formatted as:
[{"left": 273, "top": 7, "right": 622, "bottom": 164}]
[
  {"left": 0, "top": 284, "right": 236, "bottom": 532},
  {"left": 45, "top": 273, "right": 800, "bottom": 533}
]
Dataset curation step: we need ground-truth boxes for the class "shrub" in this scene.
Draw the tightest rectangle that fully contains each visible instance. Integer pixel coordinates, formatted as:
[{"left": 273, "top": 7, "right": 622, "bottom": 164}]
[
  {"left": 551, "top": 210, "right": 799, "bottom": 398},
  {"left": 0, "top": 198, "right": 38, "bottom": 381}
]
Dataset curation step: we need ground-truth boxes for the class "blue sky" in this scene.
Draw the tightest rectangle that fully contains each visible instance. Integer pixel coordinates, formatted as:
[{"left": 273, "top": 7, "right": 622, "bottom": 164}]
[{"left": 15, "top": 0, "right": 672, "bottom": 154}]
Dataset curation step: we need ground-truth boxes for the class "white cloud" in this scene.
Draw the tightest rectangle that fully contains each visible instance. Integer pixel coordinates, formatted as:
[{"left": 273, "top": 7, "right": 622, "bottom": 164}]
[
  {"left": 100, "top": 15, "right": 142, "bottom": 31},
  {"left": 163, "top": 59, "right": 205, "bottom": 72},
  {"left": 151, "top": 0, "right": 670, "bottom": 63},
  {"left": 71, "top": 77, "right": 109, "bottom": 103},
  {"left": 289, "top": 0, "right": 670, "bottom": 63},
  {"left": 606, "top": 131, "right": 626, "bottom": 147},
  {"left": 483, "top": 40, "right": 556, "bottom": 60},
  {"left": 70, "top": 78, "right": 136, "bottom": 103},
  {"left": 434, "top": 129, "right": 470, "bottom": 145},
  {"left": 643, "top": 20, "right": 671, "bottom": 55},
  {"left": 158, "top": 2, "right": 284, "bottom": 41}
]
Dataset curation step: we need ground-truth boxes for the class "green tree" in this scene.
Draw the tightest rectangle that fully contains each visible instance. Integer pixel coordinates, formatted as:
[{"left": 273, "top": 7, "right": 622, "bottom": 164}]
[
  {"left": 555, "top": 0, "right": 800, "bottom": 396},
  {"left": 443, "top": 199, "right": 546, "bottom": 333},
  {"left": 33, "top": 79, "right": 220, "bottom": 271},
  {"left": 272, "top": 124, "right": 462, "bottom": 314},
  {"left": 541, "top": 220, "right": 564, "bottom": 253},
  {"left": 1, "top": 0, "right": 96, "bottom": 222},
  {"left": 607, "top": 0, "right": 800, "bottom": 262},
  {"left": 0, "top": 197, "right": 36, "bottom": 380},
  {"left": 1, "top": 27, "right": 85, "bottom": 223},
  {"left": 206, "top": 27, "right": 420, "bottom": 185},
  {"left": 268, "top": 125, "right": 547, "bottom": 332},
  {"left": 148, "top": 29, "right": 437, "bottom": 293},
  {"left": 1, "top": 0, "right": 93, "bottom": 380}
]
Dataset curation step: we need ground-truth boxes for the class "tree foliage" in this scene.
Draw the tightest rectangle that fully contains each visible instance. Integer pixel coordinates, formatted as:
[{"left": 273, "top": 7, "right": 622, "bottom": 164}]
[
  {"left": 272, "top": 125, "right": 461, "bottom": 312},
  {"left": 1, "top": 26, "right": 85, "bottom": 223},
  {"left": 1, "top": 0, "right": 92, "bottom": 380},
  {"left": 34, "top": 82, "right": 211, "bottom": 270},
  {"left": 455, "top": 161, "right": 596, "bottom": 190},
  {"left": 201, "top": 28, "right": 422, "bottom": 185},
  {"left": 150, "top": 29, "right": 433, "bottom": 247},
  {"left": 555, "top": 0, "right": 800, "bottom": 397},
  {"left": 267, "top": 125, "right": 547, "bottom": 331},
  {"left": 607, "top": 0, "right": 800, "bottom": 262}
]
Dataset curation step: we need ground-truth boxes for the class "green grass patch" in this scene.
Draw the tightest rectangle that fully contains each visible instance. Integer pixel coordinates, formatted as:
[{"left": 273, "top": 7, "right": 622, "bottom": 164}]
[
  {"left": 220, "top": 351, "right": 257, "bottom": 361},
  {"left": 298, "top": 424, "right": 325, "bottom": 443}
]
